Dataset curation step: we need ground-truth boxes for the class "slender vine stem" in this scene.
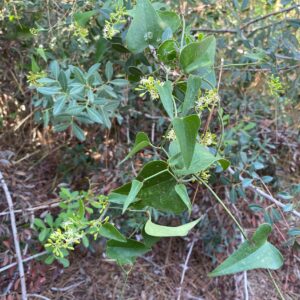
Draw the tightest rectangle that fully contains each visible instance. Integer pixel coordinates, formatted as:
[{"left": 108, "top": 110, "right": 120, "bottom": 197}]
[{"left": 194, "top": 175, "right": 247, "bottom": 239}]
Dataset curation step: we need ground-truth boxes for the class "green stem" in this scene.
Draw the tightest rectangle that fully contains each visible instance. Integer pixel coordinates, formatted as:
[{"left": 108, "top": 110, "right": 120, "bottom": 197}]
[
  {"left": 180, "top": 16, "right": 186, "bottom": 50},
  {"left": 267, "top": 270, "right": 285, "bottom": 300},
  {"left": 195, "top": 175, "right": 247, "bottom": 239},
  {"left": 216, "top": 109, "right": 224, "bottom": 155}
]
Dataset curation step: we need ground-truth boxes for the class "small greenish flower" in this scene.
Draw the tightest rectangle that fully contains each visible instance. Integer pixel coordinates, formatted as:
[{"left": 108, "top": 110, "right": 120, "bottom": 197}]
[
  {"left": 136, "top": 76, "right": 162, "bottom": 100},
  {"left": 196, "top": 89, "right": 219, "bottom": 112},
  {"left": 27, "top": 71, "right": 47, "bottom": 85},
  {"left": 166, "top": 129, "right": 176, "bottom": 141},
  {"left": 196, "top": 170, "right": 211, "bottom": 184},
  {"left": 71, "top": 22, "right": 89, "bottom": 43},
  {"left": 103, "top": 5, "right": 126, "bottom": 39},
  {"left": 202, "top": 131, "right": 217, "bottom": 146},
  {"left": 29, "top": 28, "right": 39, "bottom": 36},
  {"left": 268, "top": 74, "right": 284, "bottom": 97}
]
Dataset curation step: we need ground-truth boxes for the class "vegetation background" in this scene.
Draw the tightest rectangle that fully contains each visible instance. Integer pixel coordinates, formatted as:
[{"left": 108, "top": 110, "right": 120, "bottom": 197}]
[{"left": 0, "top": 0, "right": 299, "bottom": 299}]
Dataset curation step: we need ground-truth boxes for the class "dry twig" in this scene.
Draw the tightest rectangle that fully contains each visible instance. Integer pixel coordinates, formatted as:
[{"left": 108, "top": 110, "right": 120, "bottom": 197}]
[{"left": 0, "top": 171, "right": 27, "bottom": 299}]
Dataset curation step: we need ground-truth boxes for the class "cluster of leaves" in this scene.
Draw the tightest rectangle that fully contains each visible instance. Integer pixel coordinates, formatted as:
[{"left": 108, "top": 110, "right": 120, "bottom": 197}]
[
  {"left": 30, "top": 61, "right": 127, "bottom": 140},
  {"left": 30, "top": 0, "right": 287, "bottom": 278}
]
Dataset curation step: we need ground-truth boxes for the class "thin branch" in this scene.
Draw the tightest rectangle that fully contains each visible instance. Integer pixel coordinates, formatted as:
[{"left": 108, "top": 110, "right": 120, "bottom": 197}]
[
  {"left": 0, "top": 251, "right": 48, "bottom": 273},
  {"left": 177, "top": 239, "right": 195, "bottom": 300},
  {"left": 193, "top": 4, "right": 300, "bottom": 35},
  {"left": 228, "top": 167, "right": 300, "bottom": 218},
  {"left": 0, "top": 200, "right": 60, "bottom": 217},
  {"left": 0, "top": 171, "right": 27, "bottom": 299},
  {"left": 240, "top": 4, "right": 300, "bottom": 29}
]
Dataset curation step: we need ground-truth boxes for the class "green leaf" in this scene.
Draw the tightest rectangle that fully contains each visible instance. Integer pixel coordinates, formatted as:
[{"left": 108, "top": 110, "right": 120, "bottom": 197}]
[
  {"left": 87, "top": 107, "right": 103, "bottom": 124},
  {"left": 156, "top": 81, "right": 174, "bottom": 119},
  {"left": 121, "top": 132, "right": 151, "bottom": 163},
  {"left": 98, "top": 106, "right": 111, "bottom": 128},
  {"left": 209, "top": 224, "right": 284, "bottom": 277},
  {"left": 110, "top": 79, "right": 129, "bottom": 87},
  {"left": 122, "top": 180, "right": 143, "bottom": 213},
  {"left": 53, "top": 96, "right": 67, "bottom": 116},
  {"left": 181, "top": 75, "right": 201, "bottom": 116},
  {"left": 98, "top": 223, "right": 126, "bottom": 242},
  {"left": 37, "top": 86, "right": 60, "bottom": 96},
  {"left": 71, "top": 123, "right": 85, "bottom": 141},
  {"left": 82, "top": 236, "right": 89, "bottom": 248},
  {"left": 105, "top": 61, "right": 113, "bottom": 81},
  {"left": 58, "top": 257, "right": 70, "bottom": 268},
  {"left": 45, "top": 214, "right": 53, "bottom": 227},
  {"left": 38, "top": 228, "right": 49, "bottom": 242},
  {"left": 126, "top": 0, "right": 163, "bottom": 53},
  {"left": 169, "top": 142, "right": 230, "bottom": 176},
  {"left": 49, "top": 60, "right": 60, "bottom": 79},
  {"left": 157, "top": 11, "right": 181, "bottom": 33},
  {"left": 172, "top": 115, "right": 200, "bottom": 168},
  {"left": 31, "top": 56, "right": 40, "bottom": 72},
  {"left": 114, "top": 161, "right": 186, "bottom": 214},
  {"left": 175, "top": 184, "right": 192, "bottom": 213},
  {"left": 180, "top": 36, "right": 216, "bottom": 74},
  {"left": 34, "top": 218, "right": 45, "bottom": 229},
  {"left": 157, "top": 40, "right": 177, "bottom": 64},
  {"left": 106, "top": 239, "right": 150, "bottom": 265},
  {"left": 145, "top": 217, "right": 201, "bottom": 237},
  {"left": 74, "top": 10, "right": 97, "bottom": 27},
  {"left": 58, "top": 71, "right": 68, "bottom": 91}
]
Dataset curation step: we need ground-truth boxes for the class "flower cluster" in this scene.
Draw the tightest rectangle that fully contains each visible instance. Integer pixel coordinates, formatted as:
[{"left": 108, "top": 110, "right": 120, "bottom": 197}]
[
  {"left": 166, "top": 129, "right": 176, "bottom": 141},
  {"left": 136, "top": 76, "right": 163, "bottom": 100},
  {"left": 195, "top": 89, "right": 220, "bottom": 112},
  {"left": 71, "top": 22, "right": 89, "bottom": 43},
  {"left": 27, "top": 71, "right": 47, "bottom": 85},
  {"left": 268, "top": 74, "right": 283, "bottom": 97},
  {"left": 103, "top": 6, "right": 126, "bottom": 39},
  {"left": 202, "top": 131, "right": 217, "bottom": 146}
]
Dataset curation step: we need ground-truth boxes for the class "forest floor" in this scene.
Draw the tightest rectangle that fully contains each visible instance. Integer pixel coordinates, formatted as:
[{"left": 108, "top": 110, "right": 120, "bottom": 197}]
[{"left": 0, "top": 124, "right": 299, "bottom": 300}]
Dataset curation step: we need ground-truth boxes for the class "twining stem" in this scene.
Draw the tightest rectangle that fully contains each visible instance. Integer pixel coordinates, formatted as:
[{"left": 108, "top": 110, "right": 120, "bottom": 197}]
[
  {"left": 267, "top": 270, "right": 285, "bottom": 300},
  {"left": 194, "top": 175, "right": 247, "bottom": 239}
]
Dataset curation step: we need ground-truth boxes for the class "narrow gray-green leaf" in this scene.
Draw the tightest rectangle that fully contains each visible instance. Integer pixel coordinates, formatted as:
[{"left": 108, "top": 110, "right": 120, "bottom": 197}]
[
  {"left": 71, "top": 123, "right": 85, "bottom": 141},
  {"left": 172, "top": 114, "right": 200, "bottom": 168},
  {"left": 53, "top": 96, "right": 67, "bottom": 116},
  {"left": 122, "top": 180, "right": 143, "bottom": 213},
  {"left": 58, "top": 71, "right": 68, "bottom": 91},
  {"left": 145, "top": 217, "right": 201, "bottom": 237},
  {"left": 87, "top": 107, "right": 103, "bottom": 124}
]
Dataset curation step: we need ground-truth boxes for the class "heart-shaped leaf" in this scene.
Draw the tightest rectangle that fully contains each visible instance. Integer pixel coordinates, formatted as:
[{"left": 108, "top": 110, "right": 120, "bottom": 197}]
[
  {"left": 98, "top": 223, "right": 126, "bottom": 242},
  {"left": 172, "top": 115, "right": 200, "bottom": 168},
  {"left": 180, "top": 36, "right": 216, "bottom": 74},
  {"left": 113, "top": 161, "right": 187, "bottom": 214},
  {"left": 209, "top": 224, "right": 284, "bottom": 277},
  {"left": 175, "top": 184, "right": 192, "bottom": 213},
  {"left": 106, "top": 239, "right": 150, "bottom": 265},
  {"left": 145, "top": 217, "right": 201, "bottom": 237},
  {"left": 126, "top": 0, "right": 163, "bottom": 53},
  {"left": 120, "top": 132, "right": 151, "bottom": 164},
  {"left": 181, "top": 75, "right": 201, "bottom": 116},
  {"left": 122, "top": 179, "right": 143, "bottom": 213},
  {"left": 169, "top": 141, "right": 229, "bottom": 176},
  {"left": 156, "top": 81, "right": 175, "bottom": 119}
]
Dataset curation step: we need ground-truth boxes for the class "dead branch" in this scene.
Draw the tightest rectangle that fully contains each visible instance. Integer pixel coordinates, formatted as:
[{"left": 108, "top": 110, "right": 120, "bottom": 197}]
[{"left": 0, "top": 171, "right": 27, "bottom": 299}]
